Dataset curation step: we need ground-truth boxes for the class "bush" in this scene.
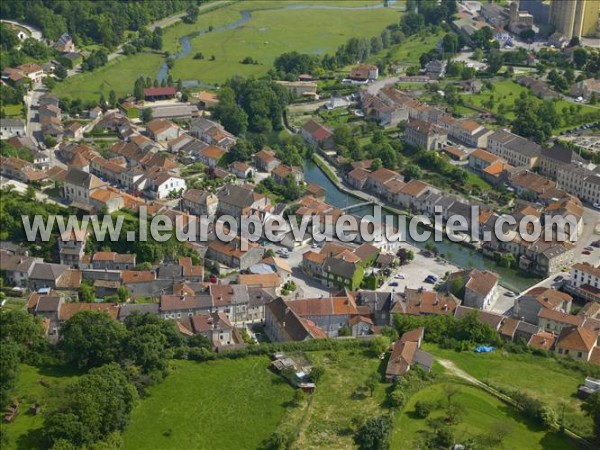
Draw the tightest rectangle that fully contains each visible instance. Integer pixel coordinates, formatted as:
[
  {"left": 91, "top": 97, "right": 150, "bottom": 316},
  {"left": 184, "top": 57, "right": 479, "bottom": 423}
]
[
  {"left": 388, "top": 390, "right": 405, "bottom": 408},
  {"left": 414, "top": 400, "right": 435, "bottom": 418}
]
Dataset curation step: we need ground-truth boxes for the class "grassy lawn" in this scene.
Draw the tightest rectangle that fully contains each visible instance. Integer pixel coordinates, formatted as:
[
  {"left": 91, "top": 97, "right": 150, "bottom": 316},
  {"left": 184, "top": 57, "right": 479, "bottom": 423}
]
[
  {"left": 1, "top": 104, "right": 24, "bottom": 118},
  {"left": 0, "top": 365, "right": 80, "bottom": 450},
  {"left": 423, "top": 344, "right": 593, "bottom": 437},
  {"left": 386, "top": 31, "right": 443, "bottom": 65},
  {"left": 52, "top": 52, "right": 164, "bottom": 102},
  {"left": 276, "top": 349, "right": 387, "bottom": 449},
  {"left": 170, "top": 2, "right": 402, "bottom": 84},
  {"left": 123, "top": 357, "right": 294, "bottom": 450},
  {"left": 392, "top": 382, "right": 579, "bottom": 449},
  {"left": 461, "top": 80, "right": 600, "bottom": 128}
]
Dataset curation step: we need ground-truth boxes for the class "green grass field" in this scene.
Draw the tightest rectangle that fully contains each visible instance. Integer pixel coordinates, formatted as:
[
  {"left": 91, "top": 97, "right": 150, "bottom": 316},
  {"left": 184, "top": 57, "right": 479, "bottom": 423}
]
[
  {"left": 423, "top": 344, "right": 593, "bottom": 437},
  {"left": 0, "top": 365, "right": 80, "bottom": 450},
  {"left": 123, "top": 357, "right": 294, "bottom": 450},
  {"left": 52, "top": 53, "right": 164, "bottom": 102},
  {"left": 1, "top": 104, "right": 24, "bottom": 118},
  {"left": 386, "top": 31, "right": 443, "bottom": 65},
  {"left": 392, "top": 382, "right": 578, "bottom": 449},
  {"left": 460, "top": 80, "right": 600, "bottom": 128},
  {"left": 278, "top": 349, "right": 386, "bottom": 449},
  {"left": 169, "top": 2, "right": 402, "bottom": 84}
]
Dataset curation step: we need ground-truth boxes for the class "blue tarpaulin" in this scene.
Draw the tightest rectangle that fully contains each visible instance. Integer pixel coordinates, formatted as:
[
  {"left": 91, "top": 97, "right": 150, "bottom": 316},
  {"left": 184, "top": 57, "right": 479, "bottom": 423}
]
[{"left": 475, "top": 346, "right": 495, "bottom": 353}]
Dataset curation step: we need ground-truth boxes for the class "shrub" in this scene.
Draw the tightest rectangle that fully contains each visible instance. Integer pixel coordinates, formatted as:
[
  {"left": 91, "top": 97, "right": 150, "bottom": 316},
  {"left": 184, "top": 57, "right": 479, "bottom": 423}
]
[{"left": 414, "top": 400, "right": 435, "bottom": 418}]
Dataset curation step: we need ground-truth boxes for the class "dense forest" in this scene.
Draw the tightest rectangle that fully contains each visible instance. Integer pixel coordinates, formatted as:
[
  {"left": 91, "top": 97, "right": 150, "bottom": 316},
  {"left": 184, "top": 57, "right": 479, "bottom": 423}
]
[{"left": 0, "top": 0, "right": 200, "bottom": 48}]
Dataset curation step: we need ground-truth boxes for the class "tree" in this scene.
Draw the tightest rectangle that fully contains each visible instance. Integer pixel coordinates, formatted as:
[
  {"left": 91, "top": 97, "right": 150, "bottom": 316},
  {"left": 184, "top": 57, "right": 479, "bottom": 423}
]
[
  {"left": 0, "top": 342, "right": 20, "bottom": 408},
  {"left": 44, "top": 364, "right": 138, "bottom": 448},
  {"left": 487, "top": 50, "right": 504, "bottom": 74},
  {"left": 54, "top": 65, "right": 68, "bottom": 80},
  {"left": 442, "top": 33, "right": 458, "bottom": 54},
  {"left": 573, "top": 48, "right": 588, "bottom": 69},
  {"left": 520, "top": 29, "right": 535, "bottom": 42},
  {"left": 78, "top": 282, "right": 95, "bottom": 302},
  {"left": 184, "top": 4, "right": 200, "bottom": 24},
  {"left": 414, "top": 400, "right": 435, "bottom": 418},
  {"left": 142, "top": 107, "right": 153, "bottom": 123},
  {"left": 116, "top": 286, "right": 129, "bottom": 302},
  {"left": 108, "top": 90, "right": 117, "bottom": 109},
  {"left": 334, "top": 125, "right": 352, "bottom": 147},
  {"left": 0, "top": 23, "right": 19, "bottom": 50},
  {"left": 0, "top": 310, "right": 46, "bottom": 356},
  {"left": 403, "top": 164, "right": 422, "bottom": 181},
  {"left": 60, "top": 311, "right": 126, "bottom": 368},
  {"left": 365, "top": 372, "right": 379, "bottom": 397},
  {"left": 354, "top": 415, "right": 392, "bottom": 450},
  {"left": 582, "top": 392, "right": 600, "bottom": 442},
  {"left": 134, "top": 77, "right": 145, "bottom": 101}
]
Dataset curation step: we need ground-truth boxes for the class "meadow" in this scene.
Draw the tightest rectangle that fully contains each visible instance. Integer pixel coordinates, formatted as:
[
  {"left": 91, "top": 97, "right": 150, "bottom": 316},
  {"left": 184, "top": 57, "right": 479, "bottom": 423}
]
[
  {"left": 52, "top": 53, "right": 164, "bottom": 103},
  {"left": 276, "top": 349, "right": 387, "bottom": 449},
  {"left": 392, "top": 382, "right": 580, "bottom": 449},
  {"left": 0, "top": 365, "right": 81, "bottom": 450},
  {"left": 423, "top": 344, "right": 593, "bottom": 438},
  {"left": 122, "top": 357, "right": 294, "bottom": 450},
  {"left": 166, "top": 1, "right": 403, "bottom": 84},
  {"left": 460, "top": 79, "right": 600, "bottom": 128}
]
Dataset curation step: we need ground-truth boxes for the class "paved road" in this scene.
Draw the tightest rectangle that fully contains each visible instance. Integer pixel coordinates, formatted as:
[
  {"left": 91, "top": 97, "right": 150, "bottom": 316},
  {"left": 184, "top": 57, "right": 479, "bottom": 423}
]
[
  {"left": 149, "top": 0, "right": 232, "bottom": 31},
  {"left": 366, "top": 76, "right": 399, "bottom": 96},
  {"left": 0, "top": 176, "right": 64, "bottom": 206},
  {"left": 24, "top": 84, "right": 44, "bottom": 145},
  {"left": 0, "top": 19, "right": 43, "bottom": 41}
]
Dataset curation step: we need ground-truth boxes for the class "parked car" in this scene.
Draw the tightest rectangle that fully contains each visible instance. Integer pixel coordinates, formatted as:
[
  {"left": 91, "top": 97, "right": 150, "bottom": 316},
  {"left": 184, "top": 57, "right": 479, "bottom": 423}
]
[
  {"left": 592, "top": 241, "right": 600, "bottom": 248},
  {"left": 394, "top": 273, "right": 405, "bottom": 279},
  {"left": 593, "top": 203, "right": 600, "bottom": 210},
  {"left": 553, "top": 276, "right": 563, "bottom": 282},
  {"left": 582, "top": 250, "right": 591, "bottom": 255},
  {"left": 388, "top": 281, "right": 399, "bottom": 287},
  {"left": 504, "top": 291, "right": 515, "bottom": 297},
  {"left": 584, "top": 246, "right": 594, "bottom": 252},
  {"left": 209, "top": 274, "right": 218, "bottom": 284}
]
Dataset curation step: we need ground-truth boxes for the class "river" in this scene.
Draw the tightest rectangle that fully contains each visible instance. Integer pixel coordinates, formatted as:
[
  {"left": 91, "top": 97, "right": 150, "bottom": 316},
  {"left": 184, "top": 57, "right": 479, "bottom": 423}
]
[
  {"left": 157, "top": 0, "right": 404, "bottom": 83},
  {"left": 303, "top": 160, "right": 541, "bottom": 292}
]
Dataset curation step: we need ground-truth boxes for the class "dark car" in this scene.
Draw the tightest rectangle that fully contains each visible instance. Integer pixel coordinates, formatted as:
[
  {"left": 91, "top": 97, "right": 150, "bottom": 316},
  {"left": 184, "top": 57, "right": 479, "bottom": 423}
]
[{"left": 388, "top": 281, "right": 399, "bottom": 287}]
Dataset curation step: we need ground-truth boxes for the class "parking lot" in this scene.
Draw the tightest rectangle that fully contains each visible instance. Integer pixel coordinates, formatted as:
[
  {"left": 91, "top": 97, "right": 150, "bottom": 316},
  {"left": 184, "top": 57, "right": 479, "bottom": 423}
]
[{"left": 270, "top": 238, "right": 519, "bottom": 314}]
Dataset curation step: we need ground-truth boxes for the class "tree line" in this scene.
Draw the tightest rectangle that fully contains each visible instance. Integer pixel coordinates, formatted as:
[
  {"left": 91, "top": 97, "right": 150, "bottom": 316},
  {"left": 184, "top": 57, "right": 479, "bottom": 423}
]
[{"left": 0, "top": 0, "right": 198, "bottom": 48}]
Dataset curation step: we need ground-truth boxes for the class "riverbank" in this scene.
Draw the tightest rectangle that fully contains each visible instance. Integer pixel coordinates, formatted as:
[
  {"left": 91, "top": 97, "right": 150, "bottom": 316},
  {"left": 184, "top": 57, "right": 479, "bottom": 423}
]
[{"left": 304, "top": 155, "right": 541, "bottom": 292}]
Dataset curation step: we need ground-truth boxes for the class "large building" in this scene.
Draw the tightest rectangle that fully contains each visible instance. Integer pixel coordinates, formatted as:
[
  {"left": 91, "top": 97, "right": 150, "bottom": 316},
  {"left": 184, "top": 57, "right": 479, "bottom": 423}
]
[{"left": 549, "top": 0, "right": 599, "bottom": 39}]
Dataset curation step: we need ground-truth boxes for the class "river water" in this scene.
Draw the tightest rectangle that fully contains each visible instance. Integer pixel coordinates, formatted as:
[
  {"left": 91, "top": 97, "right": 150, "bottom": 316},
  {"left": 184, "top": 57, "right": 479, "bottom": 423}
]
[{"left": 303, "top": 160, "right": 541, "bottom": 292}]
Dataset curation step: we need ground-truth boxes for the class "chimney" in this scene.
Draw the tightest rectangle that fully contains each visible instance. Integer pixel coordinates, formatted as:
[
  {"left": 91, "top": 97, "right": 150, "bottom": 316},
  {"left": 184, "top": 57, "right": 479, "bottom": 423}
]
[{"left": 443, "top": 304, "right": 448, "bottom": 311}]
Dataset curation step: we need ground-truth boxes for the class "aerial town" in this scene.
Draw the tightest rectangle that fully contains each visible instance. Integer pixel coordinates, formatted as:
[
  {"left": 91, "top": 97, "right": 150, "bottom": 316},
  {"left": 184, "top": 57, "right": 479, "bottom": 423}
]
[{"left": 0, "top": 1, "right": 599, "bottom": 449}]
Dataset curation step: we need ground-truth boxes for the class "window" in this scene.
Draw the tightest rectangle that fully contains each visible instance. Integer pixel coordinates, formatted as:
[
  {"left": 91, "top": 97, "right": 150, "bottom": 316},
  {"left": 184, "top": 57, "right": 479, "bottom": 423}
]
[{"left": 578, "top": 352, "right": 582, "bottom": 358}]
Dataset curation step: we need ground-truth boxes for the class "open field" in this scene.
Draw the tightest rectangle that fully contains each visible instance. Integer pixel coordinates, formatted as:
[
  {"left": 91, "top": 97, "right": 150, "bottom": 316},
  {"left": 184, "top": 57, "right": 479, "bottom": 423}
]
[
  {"left": 460, "top": 80, "right": 600, "bottom": 128},
  {"left": 277, "top": 349, "right": 387, "bottom": 449},
  {"left": 385, "top": 31, "right": 444, "bottom": 65},
  {"left": 123, "top": 357, "right": 294, "bottom": 450},
  {"left": 52, "top": 52, "right": 164, "bottom": 102},
  {"left": 169, "top": 2, "right": 402, "bottom": 84},
  {"left": 423, "top": 344, "right": 593, "bottom": 437},
  {"left": 1, "top": 104, "right": 24, "bottom": 118},
  {"left": 0, "top": 365, "right": 80, "bottom": 450},
  {"left": 392, "top": 381, "right": 579, "bottom": 449}
]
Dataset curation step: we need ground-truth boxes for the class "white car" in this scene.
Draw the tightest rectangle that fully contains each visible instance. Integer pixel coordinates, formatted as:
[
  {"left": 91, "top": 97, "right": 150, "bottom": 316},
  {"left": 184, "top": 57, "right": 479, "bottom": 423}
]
[
  {"left": 593, "top": 203, "right": 600, "bottom": 210},
  {"left": 394, "top": 274, "right": 405, "bottom": 279}
]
